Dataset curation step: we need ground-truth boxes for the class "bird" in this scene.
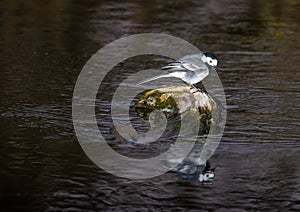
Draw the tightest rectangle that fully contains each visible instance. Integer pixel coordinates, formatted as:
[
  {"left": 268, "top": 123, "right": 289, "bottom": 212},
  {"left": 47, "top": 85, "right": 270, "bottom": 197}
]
[
  {"left": 177, "top": 161, "right": 216, "bottom": 183},
  {"left": 137, "top": 52, "right": 218, "bottom": 86}
]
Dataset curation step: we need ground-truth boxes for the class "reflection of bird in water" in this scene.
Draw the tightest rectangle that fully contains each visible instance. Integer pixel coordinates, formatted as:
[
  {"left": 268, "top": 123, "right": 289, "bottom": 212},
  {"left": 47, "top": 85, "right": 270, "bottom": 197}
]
[
  {"left": 178, "top": 161, "right": 216, "bottom": 183},
  {"left": 138, "top": 52, "right": 218, "bottom": 86}
]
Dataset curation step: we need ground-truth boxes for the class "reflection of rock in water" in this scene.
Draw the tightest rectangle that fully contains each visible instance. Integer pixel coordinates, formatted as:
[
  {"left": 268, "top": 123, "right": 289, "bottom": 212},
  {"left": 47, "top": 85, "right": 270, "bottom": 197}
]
[{"left": 135, "top": 85, "right": 221, "bottom": 183}]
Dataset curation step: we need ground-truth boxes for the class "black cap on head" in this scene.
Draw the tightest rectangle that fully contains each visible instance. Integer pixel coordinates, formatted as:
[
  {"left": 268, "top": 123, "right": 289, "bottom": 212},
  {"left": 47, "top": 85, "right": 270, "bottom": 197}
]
[{"left": 204, "top": 52, "right": 218, "bottom": 60}]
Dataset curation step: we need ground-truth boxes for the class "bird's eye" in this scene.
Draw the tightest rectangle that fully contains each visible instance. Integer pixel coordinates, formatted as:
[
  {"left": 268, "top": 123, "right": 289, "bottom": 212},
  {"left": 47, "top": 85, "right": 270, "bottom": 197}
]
[
  {"left": 209, "top": 60, "right": 212, "bottom": 64},
  {"left": 206, "top": 174, "right": 209, "bottom": 177}
]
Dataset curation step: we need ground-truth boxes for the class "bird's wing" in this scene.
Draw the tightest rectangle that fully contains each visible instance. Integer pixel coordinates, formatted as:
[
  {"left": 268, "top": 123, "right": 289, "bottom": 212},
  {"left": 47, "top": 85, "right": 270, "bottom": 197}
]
[
  {"left": 161, "top": 61, "right": 186, "bottom": 72},
  {"left": 179, "top": 53, "right": 208, "bottom": 72},
  {"left": 180, "top": 61, "right": 201, "bottom": 72},
  {"left": 162, "top": 60, "right": 201, "bottom": 72}
]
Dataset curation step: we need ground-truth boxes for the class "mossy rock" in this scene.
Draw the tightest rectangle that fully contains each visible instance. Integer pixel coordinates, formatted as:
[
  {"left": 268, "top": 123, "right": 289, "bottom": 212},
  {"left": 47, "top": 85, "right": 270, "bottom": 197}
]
[{"left": 135, "top": 86, "right": 217, "bottom": 134}]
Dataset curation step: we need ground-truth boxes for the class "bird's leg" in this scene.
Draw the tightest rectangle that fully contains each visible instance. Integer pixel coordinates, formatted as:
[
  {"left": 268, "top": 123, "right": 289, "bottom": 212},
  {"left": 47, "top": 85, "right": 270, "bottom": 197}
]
[{"left": 189, "top": 84, "right": 199, "bottom": 94}]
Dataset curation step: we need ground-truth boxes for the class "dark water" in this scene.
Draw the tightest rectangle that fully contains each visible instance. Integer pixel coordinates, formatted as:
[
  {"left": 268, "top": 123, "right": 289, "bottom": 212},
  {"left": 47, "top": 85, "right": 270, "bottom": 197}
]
[{"left": 0, "top": 0, "right": 299, "bottom": 210}]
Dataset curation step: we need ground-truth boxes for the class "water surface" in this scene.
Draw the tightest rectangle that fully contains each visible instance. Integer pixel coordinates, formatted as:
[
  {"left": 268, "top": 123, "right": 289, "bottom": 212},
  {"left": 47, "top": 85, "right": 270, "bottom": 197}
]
[{"left": 0, "top": 0, "right": 299, "bottom": 210}]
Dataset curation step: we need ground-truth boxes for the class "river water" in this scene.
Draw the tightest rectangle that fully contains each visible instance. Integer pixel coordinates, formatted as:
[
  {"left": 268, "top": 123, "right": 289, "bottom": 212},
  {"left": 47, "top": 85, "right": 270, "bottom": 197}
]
[{"left": 0, "top": 0, "right": 299, "bottom": 210}]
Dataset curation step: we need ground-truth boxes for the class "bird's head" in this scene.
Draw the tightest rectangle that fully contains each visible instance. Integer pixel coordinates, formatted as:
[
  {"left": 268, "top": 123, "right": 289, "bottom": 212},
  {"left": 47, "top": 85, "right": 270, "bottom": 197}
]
[{"left": 202, "top": 52, "right": 218, "bottom": 67}]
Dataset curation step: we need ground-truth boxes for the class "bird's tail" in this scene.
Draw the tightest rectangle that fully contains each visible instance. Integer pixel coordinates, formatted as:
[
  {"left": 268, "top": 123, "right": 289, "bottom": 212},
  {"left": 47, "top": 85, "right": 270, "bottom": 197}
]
[{"left": 137, "top": 73, "right": 171, "bottom": 85}]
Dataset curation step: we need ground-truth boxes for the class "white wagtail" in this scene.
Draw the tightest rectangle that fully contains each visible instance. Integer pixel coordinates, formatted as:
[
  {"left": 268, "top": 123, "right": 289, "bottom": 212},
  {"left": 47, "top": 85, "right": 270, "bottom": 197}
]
[{"left": 138, "top": 52, "right": 218, "bottom": 86}]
